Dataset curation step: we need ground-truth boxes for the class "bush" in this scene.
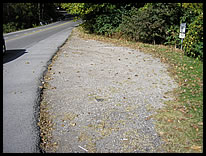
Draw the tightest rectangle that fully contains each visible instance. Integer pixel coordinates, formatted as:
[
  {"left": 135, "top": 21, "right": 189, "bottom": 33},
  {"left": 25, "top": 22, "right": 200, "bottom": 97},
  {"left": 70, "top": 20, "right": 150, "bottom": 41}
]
[
  {"left": 165, "top": 25, "right": 181, "bottom": 48},
  {"left": 183, "top": 13, "right": 203, "bottom": 61},
  {"left": 93, "top": 15, "right": 113, "bottom": 35},
  {"left": 81, "top": 5, "right": 129, "bottom": 36},
  {"left": 119, "top": 3, "right": 181, "bottom": 44},
  {"left": 3, "top": 22, "right": 18, "bottom": 33}
]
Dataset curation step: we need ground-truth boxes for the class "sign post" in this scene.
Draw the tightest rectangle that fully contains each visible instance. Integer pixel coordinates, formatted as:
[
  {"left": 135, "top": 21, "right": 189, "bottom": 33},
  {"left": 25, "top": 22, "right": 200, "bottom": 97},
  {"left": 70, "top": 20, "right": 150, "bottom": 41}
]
[{"left": 179, "top": 23, "right": 186, "bottom": 50}]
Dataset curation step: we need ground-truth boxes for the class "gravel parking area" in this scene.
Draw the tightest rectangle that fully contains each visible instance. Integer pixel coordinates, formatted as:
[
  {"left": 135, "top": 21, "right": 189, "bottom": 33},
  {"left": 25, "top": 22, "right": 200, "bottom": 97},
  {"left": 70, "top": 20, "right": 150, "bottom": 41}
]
[{"left": 40, "top": 29, "right": 178, "bottom": 153}]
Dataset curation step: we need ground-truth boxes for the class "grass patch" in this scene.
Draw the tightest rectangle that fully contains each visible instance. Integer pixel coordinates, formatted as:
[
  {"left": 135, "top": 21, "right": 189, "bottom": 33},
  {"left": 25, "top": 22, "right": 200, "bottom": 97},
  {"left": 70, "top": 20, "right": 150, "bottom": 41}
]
[{"left": 74, "top": 26, "right": 203, "bottom": 153}]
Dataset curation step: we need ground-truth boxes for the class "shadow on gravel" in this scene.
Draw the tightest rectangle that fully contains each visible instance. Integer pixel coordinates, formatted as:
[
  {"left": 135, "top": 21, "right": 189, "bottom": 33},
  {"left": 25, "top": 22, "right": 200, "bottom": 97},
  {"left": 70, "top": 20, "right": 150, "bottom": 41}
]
[{"left": 3, "top": 49, "right": 28, "bottom": 64}]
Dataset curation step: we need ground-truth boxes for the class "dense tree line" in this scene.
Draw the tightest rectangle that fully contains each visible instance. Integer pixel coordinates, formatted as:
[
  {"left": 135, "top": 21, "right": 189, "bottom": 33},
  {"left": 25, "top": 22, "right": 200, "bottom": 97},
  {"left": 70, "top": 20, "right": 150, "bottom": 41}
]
[
  {"left": 3, "top": 3, "right": 203, "bottom": 60},
  {"left": 62, "top": 3, "right": 203, "bottom": 61},
  {"left": 3, "top": 3, "right": 61, "bottom": 33}
]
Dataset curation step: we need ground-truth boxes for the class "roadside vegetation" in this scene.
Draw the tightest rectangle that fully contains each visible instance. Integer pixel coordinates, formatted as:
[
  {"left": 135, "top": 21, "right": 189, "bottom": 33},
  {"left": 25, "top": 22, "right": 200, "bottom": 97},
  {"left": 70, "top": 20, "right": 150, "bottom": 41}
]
[
  {"left": 62, "top": 3, "right": 203, "bottom": 153},
  {"left": 62, "top": 3, "right": 203, "bottom": 61},
  {"left": 3, "top": 3, "right": 63, "bottom": 33}
]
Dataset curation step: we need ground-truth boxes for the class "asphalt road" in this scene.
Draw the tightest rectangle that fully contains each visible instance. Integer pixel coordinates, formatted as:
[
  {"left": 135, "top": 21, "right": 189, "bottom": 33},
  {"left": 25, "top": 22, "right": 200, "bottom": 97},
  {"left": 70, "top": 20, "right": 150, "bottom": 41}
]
[{"left": 3, "top": 19, "right": 81, "bottom": 153}]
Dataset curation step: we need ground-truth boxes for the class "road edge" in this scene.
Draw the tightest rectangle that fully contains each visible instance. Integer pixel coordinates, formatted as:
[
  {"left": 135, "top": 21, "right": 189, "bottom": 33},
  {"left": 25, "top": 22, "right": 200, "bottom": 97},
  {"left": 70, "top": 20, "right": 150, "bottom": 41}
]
[{"left": 36, "top": 28, "right": 76, "bottom": 153}]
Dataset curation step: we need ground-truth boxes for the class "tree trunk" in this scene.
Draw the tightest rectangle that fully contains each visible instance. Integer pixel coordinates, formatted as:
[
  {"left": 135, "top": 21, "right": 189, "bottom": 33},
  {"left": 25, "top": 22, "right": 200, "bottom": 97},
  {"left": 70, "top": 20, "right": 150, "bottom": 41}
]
[
  {"left": 153, "top": 39, "right": 155, "bottom": 45},
  {"left": 38, "top": 3, "right": 41, "bottom": 22}
]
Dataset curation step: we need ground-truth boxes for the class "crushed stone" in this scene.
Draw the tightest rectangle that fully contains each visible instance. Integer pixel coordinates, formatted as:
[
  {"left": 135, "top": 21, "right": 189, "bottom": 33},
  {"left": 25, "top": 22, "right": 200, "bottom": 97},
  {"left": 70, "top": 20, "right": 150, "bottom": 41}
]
[{"left": 40, "top": 29, "right": 178, "bottom": 153}]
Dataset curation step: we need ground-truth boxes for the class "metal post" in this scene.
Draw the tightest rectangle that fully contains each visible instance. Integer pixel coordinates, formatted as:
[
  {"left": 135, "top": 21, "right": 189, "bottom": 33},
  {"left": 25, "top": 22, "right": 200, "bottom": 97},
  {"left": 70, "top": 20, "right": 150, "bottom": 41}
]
[
  {"left": 179, "top": 23, "right": 186, "bottom": 50},
  {"left": 181, "top": 38, "right": 183, "bottom": 50}
]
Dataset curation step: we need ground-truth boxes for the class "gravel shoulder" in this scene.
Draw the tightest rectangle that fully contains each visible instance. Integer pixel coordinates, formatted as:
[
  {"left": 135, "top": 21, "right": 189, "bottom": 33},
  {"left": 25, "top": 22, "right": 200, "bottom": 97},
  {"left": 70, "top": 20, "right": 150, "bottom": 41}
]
[{"left": 39, "top": 28, "right": 178, "bottom": 153}]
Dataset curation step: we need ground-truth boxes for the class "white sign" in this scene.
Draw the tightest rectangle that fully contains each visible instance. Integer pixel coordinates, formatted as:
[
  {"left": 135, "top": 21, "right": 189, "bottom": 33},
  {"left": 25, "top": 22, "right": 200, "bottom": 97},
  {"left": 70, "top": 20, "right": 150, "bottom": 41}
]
[
  {"left": 180, "top": 23, "right": 186, "bottom": 33},
  {"left": 179, "top": 33, "right": 185, "bottom": 39}
]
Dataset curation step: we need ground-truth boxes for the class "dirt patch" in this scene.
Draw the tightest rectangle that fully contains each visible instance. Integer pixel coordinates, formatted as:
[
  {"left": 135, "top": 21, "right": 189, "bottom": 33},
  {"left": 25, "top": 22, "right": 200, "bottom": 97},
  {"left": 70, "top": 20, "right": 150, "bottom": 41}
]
[{"left": 39, "top": 28, "right": 178, "bottom": 153}]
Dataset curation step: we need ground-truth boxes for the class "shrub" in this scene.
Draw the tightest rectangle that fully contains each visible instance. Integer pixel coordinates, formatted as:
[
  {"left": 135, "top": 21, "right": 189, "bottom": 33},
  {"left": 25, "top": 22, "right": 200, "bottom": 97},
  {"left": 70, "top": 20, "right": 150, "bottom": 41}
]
[
  {"left": 183, "top": 13, "right": 203, "bottom": 61},
  {"left": 165, "top": 25, "right": 181, "bottom": 48},
  {"left": 3, "top": 22, "right": 18, "bottom": 33},
  {"left": 119, "top": 3, "right": 181, "bottom": 44},
  {"left": 82, "top": 4, "right": 130, "bottom": 36},
  {"left": 93, "top": 13, "right": 120, "bottom": 36}
]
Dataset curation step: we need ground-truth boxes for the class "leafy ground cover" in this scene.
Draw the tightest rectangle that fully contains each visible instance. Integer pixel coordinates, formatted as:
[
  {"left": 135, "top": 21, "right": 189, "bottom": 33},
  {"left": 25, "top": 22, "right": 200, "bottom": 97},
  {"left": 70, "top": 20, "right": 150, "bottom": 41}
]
[{"left": 76, "top": 27, "right": 203, "bottom": 153}]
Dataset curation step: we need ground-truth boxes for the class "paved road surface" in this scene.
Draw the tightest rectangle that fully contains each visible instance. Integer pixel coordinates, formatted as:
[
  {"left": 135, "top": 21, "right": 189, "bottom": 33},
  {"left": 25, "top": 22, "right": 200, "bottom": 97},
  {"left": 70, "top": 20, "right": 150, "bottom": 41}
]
[{"left": 3, "top": 20, "right": 81, "bottom": 153}]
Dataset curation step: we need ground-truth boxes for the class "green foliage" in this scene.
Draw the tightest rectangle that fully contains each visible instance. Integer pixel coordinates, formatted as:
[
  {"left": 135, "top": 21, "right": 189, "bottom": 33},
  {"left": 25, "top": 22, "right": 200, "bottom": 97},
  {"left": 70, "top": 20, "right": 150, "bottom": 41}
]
[
  {"left": 69, "top": 2, "right": 202, "bottom": 61},
  {"left": 3, "top": 3, "right": 59, "bottom": 33},
  {"left": 165, "top": 25, "right": 181, "bottom": 47},
  {"left": 61, "top": 3, "right": 107, "bottom": 19},
  {"left": 3, "top": 22, "right": 18, "bottom": 33},
  {"left": 62, "top": 3, "right": 144, "bottom": 36},
  {"left": 94, "top": 15, "right": 115, "bottom": 36},
  {"left": 92, "top": 8, "right": 124, "bottom": 36},
  {"left": 179, "top": 3, "right": 203, "bottom": 61},
  {"left": 4, "top": 2, "right": 203, "bottom": 62},
  {"left": 82, "top": 4, "right": 120, "bottom": 34},
  {"left": 120, "top": 3, "right": 181, "bottom": 44},
  {"left": 183, "top": 13, "right": 203, "bottom": 60},
  {"left": 61, "top": 3, "right": 115, "bottom": 34},
  {"left": 182, "top": 3, "right": 203, "bottom": 15},
  {"left": 62, "top": 3, "right": 91, "bottom": 16}
]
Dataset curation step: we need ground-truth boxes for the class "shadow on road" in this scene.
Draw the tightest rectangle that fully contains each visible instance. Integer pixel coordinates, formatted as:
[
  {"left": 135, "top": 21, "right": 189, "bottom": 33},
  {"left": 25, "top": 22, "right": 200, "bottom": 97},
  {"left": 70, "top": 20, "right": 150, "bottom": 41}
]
[{"left": 3, "top": 49, "right": 28, "bottom": 64}]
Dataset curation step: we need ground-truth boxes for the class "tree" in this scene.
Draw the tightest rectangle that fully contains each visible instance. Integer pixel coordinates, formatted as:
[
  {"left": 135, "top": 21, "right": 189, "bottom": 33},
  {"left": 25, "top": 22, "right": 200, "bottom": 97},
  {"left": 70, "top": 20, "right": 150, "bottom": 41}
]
[
  {"left": 3, "top": 3, "right": 59, "bottom": 33},
  {"left": 61, "top": 3, "right": 144, "bottom": 35}
]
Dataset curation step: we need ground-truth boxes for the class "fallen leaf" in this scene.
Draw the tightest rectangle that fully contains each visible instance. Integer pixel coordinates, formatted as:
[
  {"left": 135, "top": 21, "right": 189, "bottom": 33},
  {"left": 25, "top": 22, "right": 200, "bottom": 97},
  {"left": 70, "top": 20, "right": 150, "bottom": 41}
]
[
  {"left": 70, "top": 122, "right": 76, "bottom": 126},
  {"left": 159, "top": 131, "right": 164, "bottom": 136},
  {"left": 198, "top": 122, "right": 203, "bottom": 126},
  {"left": 145, "top": 116, "right": 153, "bottom": 121},
  {"left": 184, "top": 146, "right": 190, "bottom": 149},
  {"left": 191, "top": 124, "right": 199, "bottom": 130},
  {"left": 167, "top": 119, "right": 173, "bottom": 123},
  {"left": 178, "top": 108, "right": 187, "bottom": 113},
  {"left": 88, "top": 124, "right": 93, "bottom": 127},
  {"left": 191, "top": 145, "right": 201, "bottom": 151}
]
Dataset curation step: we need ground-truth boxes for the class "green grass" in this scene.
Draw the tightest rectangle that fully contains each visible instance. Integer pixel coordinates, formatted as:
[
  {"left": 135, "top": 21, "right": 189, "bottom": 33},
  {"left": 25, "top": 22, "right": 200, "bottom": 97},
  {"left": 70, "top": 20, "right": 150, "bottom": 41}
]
[{"left": 75, "top": 26, "right": 203, "bottom": 153}]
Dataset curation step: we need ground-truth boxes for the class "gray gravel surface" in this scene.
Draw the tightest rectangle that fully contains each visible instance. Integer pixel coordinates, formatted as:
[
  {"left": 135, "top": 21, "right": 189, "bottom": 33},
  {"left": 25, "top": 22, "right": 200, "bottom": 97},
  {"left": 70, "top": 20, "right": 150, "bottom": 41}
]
[{"left": 41, "top": 29, "right": 178, "bottom": 153}]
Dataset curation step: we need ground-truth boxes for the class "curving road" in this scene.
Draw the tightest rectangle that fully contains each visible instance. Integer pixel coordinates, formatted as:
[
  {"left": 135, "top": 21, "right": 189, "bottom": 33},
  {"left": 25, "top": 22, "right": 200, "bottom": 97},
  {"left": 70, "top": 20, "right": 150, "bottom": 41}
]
[{"left": 3, "top": 19, "right": 81, "bottom": 153}]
